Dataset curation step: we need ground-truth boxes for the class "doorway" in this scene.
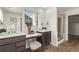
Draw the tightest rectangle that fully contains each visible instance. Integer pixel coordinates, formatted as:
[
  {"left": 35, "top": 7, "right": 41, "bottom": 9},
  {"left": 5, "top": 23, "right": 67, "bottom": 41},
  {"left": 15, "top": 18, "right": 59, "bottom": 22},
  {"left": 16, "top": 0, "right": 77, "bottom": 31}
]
[{"left": 68, "top": 14, "right": 79, "bottom": 42}]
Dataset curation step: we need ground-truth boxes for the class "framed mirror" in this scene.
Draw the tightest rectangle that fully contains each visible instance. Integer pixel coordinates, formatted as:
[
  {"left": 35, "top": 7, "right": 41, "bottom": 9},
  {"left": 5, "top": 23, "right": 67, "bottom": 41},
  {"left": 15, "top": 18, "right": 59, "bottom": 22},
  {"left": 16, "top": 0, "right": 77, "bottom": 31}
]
[
  {"left": 2, "top": 7, "right": 23, "bottom": 34},
  {"left": 0, "top": 8, "right": 3, "bottom": 28},
  {"left": 25, "top": 12, "right": 33, "bottom": 34}
]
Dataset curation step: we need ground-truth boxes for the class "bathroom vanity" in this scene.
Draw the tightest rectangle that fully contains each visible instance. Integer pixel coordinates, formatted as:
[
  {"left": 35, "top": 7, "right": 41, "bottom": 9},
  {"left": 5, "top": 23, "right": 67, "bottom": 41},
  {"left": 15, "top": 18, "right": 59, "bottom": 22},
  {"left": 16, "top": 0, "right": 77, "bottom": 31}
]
[
  {"left": 37, "top": 31, "right": 51, "bottom": 47},
  {"left": 0, "top": 8, "right": 26, "bottom": 52},
  {"left": 0, "top": 34, "right": 26, "bottom": 52}
]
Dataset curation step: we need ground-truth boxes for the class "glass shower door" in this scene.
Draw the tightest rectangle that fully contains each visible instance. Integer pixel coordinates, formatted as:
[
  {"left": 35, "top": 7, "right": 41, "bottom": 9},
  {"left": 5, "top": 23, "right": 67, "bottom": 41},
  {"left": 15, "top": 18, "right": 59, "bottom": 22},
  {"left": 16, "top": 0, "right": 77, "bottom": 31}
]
[{"left": 58, "top": 16, "right": 64, "bottom": 42}]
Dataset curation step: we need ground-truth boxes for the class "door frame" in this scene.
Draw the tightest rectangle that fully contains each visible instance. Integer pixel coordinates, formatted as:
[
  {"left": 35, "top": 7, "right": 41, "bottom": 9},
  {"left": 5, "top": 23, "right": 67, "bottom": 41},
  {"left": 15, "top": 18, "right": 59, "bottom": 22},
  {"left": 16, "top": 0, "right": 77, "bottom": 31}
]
[{"left": 65, "top": 8, "right": 79, "bottom": 41}]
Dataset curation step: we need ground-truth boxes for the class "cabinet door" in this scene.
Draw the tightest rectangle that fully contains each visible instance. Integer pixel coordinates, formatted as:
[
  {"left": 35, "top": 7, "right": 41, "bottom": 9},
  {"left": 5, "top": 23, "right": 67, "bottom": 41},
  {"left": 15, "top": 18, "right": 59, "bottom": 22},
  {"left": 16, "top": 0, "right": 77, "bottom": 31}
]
[
  {"left": 43, "top": 32, "right": 51, "bottom": 45},
  {"left": 46, "top": 32, "right": 51, "bottom": 44},
  {"left": 0, "top": 43, "right": 16, "bottom": 52}
]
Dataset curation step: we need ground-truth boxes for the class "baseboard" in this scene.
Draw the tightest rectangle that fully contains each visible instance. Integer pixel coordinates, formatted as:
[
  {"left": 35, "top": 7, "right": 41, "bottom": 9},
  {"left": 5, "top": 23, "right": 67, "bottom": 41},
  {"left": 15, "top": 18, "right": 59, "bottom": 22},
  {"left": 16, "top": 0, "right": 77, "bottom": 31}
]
[
  {"left": 57, "top": 39, "right": 65, "bottom": 45},
  {"left": 50, "top": 42, "right": 58, "bottom": 47}
]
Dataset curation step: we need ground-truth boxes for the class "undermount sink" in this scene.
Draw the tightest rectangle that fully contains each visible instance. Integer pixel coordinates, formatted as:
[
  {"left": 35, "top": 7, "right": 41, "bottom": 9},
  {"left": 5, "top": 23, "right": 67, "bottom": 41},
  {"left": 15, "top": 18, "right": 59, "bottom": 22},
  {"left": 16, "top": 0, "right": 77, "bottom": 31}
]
[{"left": 37, "top": 29, "right": 50, "bottom": 32}]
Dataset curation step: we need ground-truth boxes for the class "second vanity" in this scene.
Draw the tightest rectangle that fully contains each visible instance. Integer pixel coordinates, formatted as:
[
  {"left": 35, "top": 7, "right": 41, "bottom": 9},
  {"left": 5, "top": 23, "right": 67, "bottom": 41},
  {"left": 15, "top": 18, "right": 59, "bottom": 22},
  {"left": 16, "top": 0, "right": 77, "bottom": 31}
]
[{"left": 37, "top": 30, "right": 51, "bottom": 47}]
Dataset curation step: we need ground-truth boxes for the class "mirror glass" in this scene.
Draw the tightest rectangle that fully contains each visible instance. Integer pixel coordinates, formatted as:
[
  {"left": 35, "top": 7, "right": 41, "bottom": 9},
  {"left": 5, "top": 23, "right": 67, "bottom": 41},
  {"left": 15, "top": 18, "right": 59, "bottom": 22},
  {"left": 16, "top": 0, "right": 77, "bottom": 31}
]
[
  {"left": 0, "top": 7, "right": 23, "bottom": 35},
  {"left": 0, "top": 9, "right": 3, "bottom": 27},
  {"left": 25, "top": 12, "right": 33, "bottom": 24},
  {"left": 25, "top": 12, "right": 33, "bottom": 34},
  {"left": 25, "top": 11, "right": 37, "bottom": 33}
]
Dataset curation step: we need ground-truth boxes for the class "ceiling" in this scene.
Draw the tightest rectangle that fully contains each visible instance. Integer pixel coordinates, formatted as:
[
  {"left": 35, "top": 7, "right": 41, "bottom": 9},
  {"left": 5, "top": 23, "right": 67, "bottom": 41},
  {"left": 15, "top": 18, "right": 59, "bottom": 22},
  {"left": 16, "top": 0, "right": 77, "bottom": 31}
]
[
  {"left": 3, "top": 7, "right": 23, "bottom": 13},
  {"left": 3, "top": 7, "right": 44, "bottom": 14},
  {"left": 3, "top": 7, "right": 79, "bottom": 15}
]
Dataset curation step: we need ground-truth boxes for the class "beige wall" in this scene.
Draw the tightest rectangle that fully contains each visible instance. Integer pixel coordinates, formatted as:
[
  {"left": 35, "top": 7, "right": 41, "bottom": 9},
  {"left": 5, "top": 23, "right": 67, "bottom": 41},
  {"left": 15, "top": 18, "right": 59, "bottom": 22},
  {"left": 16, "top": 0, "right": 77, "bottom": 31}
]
[{"left": 69, "top": 23, "right": 79, "bottom": 35}]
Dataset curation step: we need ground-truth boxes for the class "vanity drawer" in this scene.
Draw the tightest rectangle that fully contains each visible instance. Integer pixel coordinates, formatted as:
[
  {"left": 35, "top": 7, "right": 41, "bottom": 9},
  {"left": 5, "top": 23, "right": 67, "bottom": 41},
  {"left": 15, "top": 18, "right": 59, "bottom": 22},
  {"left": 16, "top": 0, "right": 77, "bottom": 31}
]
[
  {"left": 16, "top": 41, "right": 26, "bottom": 47},
  {"left": 16, "top": 46, "right": 25, "bottom": 52},
  {"left": 0, "top": 39, "right": 13, "bottom": 46},
  {"left": 0, "top": 35, "right": 26, "bottom": 46},
  {"left": 10, "top": 35, "right": 26, "bottom": 42},
  {"left": 0, "top": 43, "right": 16, "bottom": 52},
  {"left": 0, "top": 35, "right": 26, "bottom": 52}
]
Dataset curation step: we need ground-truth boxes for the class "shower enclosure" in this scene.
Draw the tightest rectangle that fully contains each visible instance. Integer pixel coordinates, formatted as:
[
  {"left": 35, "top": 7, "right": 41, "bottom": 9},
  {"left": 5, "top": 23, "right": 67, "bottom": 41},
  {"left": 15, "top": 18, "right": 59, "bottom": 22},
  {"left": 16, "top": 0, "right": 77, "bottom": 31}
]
[{"left": 57, "top": 16, "right": 65, "bottom": 42}]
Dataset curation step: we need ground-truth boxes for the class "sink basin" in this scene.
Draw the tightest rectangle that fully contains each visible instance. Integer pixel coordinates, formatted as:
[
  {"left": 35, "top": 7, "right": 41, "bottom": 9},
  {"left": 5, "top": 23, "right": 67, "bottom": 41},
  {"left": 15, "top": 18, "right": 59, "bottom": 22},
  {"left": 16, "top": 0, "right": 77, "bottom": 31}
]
[{"left": 37, "top": 29, "right": 50, "bottom": 32}]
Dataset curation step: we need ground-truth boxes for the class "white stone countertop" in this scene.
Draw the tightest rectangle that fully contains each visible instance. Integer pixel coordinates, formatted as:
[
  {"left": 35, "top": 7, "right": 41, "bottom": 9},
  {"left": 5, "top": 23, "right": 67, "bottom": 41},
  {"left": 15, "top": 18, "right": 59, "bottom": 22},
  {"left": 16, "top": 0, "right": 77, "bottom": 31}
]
[
  {"left": 0, "top": 33, "right": 25, "bottom": 39},
  {"left": 26, "top": 33, "right": 42, "bottom": 39},
  {"left": 37, "top": 29, "right": 51, "bottom": 32}
]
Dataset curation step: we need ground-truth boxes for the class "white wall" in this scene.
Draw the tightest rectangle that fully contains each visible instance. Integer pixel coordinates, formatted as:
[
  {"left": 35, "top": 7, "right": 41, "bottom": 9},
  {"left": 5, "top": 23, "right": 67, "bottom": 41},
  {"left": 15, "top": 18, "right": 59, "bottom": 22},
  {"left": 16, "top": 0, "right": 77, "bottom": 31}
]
[
  {"left": 46, "top": 7, "right": 58, "bottom": 46},
  {"left": 37, "top": 9, "right": 44, "bottom": 30},
  {"left": 66, "top": 9, "right": 79, "bottom": 16}
]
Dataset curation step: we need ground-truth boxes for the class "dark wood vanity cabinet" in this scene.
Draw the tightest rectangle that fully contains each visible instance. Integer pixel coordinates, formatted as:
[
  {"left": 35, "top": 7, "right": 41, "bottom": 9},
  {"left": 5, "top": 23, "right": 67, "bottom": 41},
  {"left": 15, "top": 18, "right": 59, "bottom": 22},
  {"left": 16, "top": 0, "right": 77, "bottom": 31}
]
[
  {"left": 0, "top": 43, "right": 16, "bottom": 52},
  {"left": 37, "top": 31, "right": 51, "bottom": 47},
  {"left": 0, "top": 35, "right": 26, "bottom": 52}
]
